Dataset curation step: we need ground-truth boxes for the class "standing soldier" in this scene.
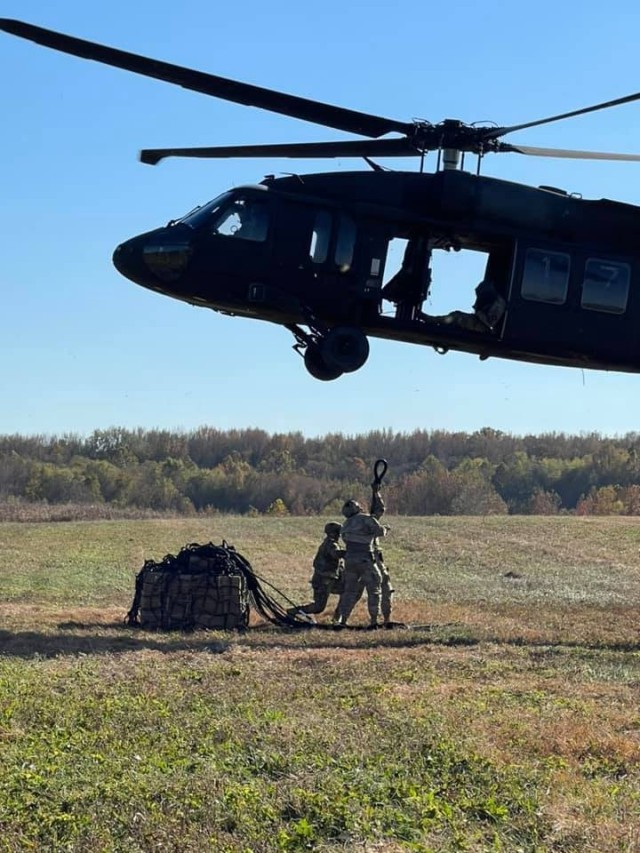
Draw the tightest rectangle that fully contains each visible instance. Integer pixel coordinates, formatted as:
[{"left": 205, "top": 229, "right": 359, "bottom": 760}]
[
  {"left": 349, "top": 483, "right": 395, "bottom": 627},
  {"left": 369, "top": 486, "right": 395, "bottom": 628},
  {"left": 376, "top": 553, "right": 395, "bottom": 628},
  {"left": 288, "top": 522, "right": 345, "bottom": 622},
  {"left": 335, "top": 497, "right": 387, "bottom": 629}
]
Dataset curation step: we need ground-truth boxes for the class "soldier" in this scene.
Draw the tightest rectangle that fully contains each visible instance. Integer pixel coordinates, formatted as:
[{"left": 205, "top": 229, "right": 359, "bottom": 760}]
[
  {"left": 357, "top": 552, "right": 395, "bottom": 627},
  {"left": 376, "top": 552, "right": 395, "bottom": 628},
  {"left": 288, "top": 522, "right": 345, "bottom": 622},
  {"left": 352, "top": 487, "right": 395, "bottom": 627},
  {"left": 335, "top": 497, "right": 387, "bottom": 629}
]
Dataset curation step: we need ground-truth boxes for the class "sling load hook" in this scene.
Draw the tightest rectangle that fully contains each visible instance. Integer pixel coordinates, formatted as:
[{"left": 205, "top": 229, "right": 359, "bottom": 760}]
[{"left": 372, "top": 458, "right": 388, "bottom": 488}]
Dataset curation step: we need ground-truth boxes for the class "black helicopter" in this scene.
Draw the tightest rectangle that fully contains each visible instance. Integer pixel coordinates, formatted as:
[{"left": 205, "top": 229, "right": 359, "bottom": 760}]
[{"left": 3, "top": 19, "right": 640, "bottom": 381}]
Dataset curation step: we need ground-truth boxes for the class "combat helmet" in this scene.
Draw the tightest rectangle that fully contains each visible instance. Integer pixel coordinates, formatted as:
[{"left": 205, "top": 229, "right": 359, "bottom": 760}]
[
  {"left": 324, "top": 522, "right": 341, "bottom": 536},
  {"left": 341, "top": 499, "right": 362, "bottom": 518}
]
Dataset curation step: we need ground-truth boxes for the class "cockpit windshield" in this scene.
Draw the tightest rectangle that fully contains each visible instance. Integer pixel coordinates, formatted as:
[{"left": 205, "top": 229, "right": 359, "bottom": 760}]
[
  {"left": 176, "top": 192, "right": 233, "bottom": 229},
  {"left": 175, "top": 192, "right": 270, "bottom": 242}
]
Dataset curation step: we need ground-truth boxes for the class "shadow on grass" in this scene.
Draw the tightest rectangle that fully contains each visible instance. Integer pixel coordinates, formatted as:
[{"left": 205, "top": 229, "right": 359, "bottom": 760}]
[
  {"left": 0, "top": 621, "right": 479, "bottom": 659},
  {"left": 1, "top": 622, "right": 638, "bottom": 659}
]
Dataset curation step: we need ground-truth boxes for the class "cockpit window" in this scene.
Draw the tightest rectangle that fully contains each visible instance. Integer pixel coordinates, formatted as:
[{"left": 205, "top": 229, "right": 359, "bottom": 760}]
[
  {"left": 212, "top": 198, "right": 269, "bottom": 242},
  {"left": 176, "top": 193, "right": 270, "bottom": 241},
  {"left": 177, "top": 192, "right": 233, "bottom": 229}
]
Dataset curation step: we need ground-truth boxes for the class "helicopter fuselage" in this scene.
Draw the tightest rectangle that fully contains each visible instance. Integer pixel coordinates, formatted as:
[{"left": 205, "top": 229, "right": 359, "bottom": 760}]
[
  {"left": 112, "top": 168, "right": 640, "bottom": 379},
  {"left": 4, "top": 18, "right": 640, "bottom": 380}
]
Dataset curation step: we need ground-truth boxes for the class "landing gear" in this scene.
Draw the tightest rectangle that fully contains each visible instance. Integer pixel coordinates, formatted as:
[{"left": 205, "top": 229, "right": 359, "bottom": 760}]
[
  {"left": 320, "top": 326, "right": 370, "bottom": 373},
  {"left": 288, "top": 321, "right": 370, "bottom": 381},
  {"left": 303, "top": 344, "right": 344, "bottom": 381}
]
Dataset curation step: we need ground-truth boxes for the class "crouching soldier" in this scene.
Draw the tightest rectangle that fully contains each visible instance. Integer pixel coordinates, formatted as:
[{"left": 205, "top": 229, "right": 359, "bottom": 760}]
[
  {"left": 335, "top": 499, "right": 387, "bottom": 629},
  {"left": 288, "top": 522, "right": 345, "bottom": 622}
]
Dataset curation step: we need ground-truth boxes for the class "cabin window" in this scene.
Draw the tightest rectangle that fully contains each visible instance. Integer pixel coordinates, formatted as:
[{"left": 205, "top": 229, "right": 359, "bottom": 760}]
[
  {"left": 521, "top": 248, "right": 570, "bottom": 304},
  {"left": 212, "top": 198, "right": 269, "bottom": 242},
  {"left": 335, "top": 215, "right": 356, "bottom": 271},
  {"left": 309, "top": 211, "right": 332, "bottom": 264},
  {"left": 581, "top": 259, "right": 630, "bottom": 314}
]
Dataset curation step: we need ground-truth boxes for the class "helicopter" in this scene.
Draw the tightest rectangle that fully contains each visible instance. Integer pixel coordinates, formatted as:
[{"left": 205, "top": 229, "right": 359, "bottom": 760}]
[{"left": 3, "top": 19, "right": 640, "bottom": 381}]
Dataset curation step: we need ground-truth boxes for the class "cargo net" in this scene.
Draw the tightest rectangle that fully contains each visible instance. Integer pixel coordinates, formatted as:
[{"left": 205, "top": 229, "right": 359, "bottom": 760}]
[{"left": 125, "top": 541, "right": 311, "bottom": 631}]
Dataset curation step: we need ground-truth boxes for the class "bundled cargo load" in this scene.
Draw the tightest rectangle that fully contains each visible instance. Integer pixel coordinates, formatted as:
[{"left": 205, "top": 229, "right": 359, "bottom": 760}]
[
  {"left": 126, "top": 540, "right": 311, "bottom": 631},
  {"left": 126, "top": 541, "right": 251, "bottom": 631}
]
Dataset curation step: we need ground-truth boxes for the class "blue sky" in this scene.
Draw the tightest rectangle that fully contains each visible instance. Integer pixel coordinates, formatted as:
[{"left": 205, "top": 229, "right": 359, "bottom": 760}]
[{"left": 2, "top": 0, "right": 640, "bottom": 438}]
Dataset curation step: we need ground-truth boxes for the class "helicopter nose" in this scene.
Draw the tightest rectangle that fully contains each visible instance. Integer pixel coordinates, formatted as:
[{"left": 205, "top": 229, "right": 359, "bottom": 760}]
[
  {"left": 113, "top": 227, "right": 193, "bottom": 288},
  {"left": 112, "top": 236, "right": 149, "bottom": 285}
]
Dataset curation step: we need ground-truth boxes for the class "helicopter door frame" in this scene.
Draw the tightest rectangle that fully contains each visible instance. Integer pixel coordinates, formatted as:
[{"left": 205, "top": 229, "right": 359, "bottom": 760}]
[
  {"left": 192, "top": 189, "right": 275, "bottom": 283},
  {"left": 479, "top": 242, "right": 516, "bottom": 341},
  {"left": 352, "top": 220, "right": 392, "bottom": 320},
  {"left": 270, "top": 198, "right": 364, "bottom": 323}
]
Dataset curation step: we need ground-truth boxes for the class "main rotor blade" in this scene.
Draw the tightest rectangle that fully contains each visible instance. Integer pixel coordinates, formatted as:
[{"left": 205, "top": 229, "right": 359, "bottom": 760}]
[
  {"left": 484, "top": 90, "right": 640, "bottom": 141},
  {"left": 140, "top": 137, "right": 422, "bottom": 165},
  {"left": 0, "top": 18, "right": 413, "bottom": 139},
  {"left": 504, "top": 143, "right": 640, "bottom": 162}
]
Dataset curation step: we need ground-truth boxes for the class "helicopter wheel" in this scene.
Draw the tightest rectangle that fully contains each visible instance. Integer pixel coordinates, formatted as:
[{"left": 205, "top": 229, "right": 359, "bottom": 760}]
[
  {"left": 303, "top": 344, "right": 344, "bottom": 381},
  {"left": 320, "top": 326, "right": 370, "bottom": 373}
]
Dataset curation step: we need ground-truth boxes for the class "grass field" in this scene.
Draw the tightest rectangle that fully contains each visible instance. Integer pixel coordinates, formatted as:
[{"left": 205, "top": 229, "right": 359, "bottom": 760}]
[{"left": 1, "top": 516, "right": 639, "bottom": 851}]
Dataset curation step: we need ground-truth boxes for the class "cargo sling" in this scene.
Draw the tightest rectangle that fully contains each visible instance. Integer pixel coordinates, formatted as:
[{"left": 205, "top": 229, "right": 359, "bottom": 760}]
[{"left": 126, "top": 540, "right": 312, "bottom": 630}]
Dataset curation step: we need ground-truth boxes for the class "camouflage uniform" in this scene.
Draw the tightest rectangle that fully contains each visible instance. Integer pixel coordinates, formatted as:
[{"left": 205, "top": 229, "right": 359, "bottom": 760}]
[
  {"left": 357, "top": 551, "right": 394, "bottom": 624},
  {"left": 336, "top": 498, "right": 387, "bottom": 627},
  {"left": 292, "top": 523, "right": 345, "bottom": 619},
  {"left": 352, "top": 490, "right": 394, "bottom": 624}
]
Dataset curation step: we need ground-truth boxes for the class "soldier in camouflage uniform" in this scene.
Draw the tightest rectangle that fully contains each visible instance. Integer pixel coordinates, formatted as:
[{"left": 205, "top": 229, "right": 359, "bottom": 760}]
[
  {"left": 352, "top": 489, "right": 395, "bottom": 626},
  {"left": 335, "top": 495, "right": 387, "bottom": 628},
  {"left": 374, "top": 551, "right": 395, "bottom": 627},
  {"left": 288, "top": 522, "right": 345, "bottom": 621}
]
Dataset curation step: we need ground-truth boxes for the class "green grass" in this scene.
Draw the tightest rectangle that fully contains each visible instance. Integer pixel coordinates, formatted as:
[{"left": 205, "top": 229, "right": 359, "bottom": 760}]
[{"left": 1, "top": 516, "right": 640, "bottom": 851}]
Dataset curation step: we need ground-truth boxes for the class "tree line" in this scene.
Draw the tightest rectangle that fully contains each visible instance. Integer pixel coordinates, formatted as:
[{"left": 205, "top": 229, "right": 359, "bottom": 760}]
[{"left": 1, "top": 426, "right": 640, "bottom": 516}]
